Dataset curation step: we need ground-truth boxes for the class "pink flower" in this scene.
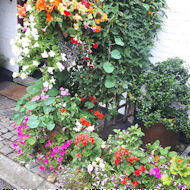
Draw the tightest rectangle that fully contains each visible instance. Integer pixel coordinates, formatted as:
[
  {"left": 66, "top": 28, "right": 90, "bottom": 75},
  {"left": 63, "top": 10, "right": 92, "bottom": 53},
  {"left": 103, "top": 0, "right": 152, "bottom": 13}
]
[
  {"left": 50, "top": 152, "right": 55, "bottom": 158},
  {"left": 60, "top": 150, "right": 65, "bottom": 156},
  {"left": 17, "top": 149, "right": 21, "bottom": 155},
  {"left": 149, "top": 169, "right": 156, "bottom": 175},
  {"left": 84, "top": 24, "right": 89, "bottom": 29},
  {"left": 53, "top": 147, "right": 59, "bottom": 153},
  {"left": 24, "top": 117, "right": 29, "bottom": 125},
  {"left": 45, "top": 140, "right": 51, "bottom": 147},
  {"left": 43, "top": 87, "right": 49, "bottom": 92},
  {"left": 25, "top": 134, "right": 30, "bottom": 139},
  {"left": 20, "top": 139, "right": 25, "bottom": 145},
  {"left": 156, "top": 172, "right": 162, "bottom": 179},
  {"left": 49, "top": 167, "right": 53, "bottom": 171},
  {"left": 13, "top": 143, "right": 18, "bottom": 148},
  {"left": 57, "top": 157, "right": 63, "bottom": 163},
  {"left": 60, "top": 87, "right": 64, "bottom": 91},
  {"left": 44, "top": 158, "right": 49, "bottom": 164},
  {"left": 32, "top": 96, "right": 40, "bottom": 102},
  {"left": 39, "top": 166, "right": 45, "bottom": 172}
]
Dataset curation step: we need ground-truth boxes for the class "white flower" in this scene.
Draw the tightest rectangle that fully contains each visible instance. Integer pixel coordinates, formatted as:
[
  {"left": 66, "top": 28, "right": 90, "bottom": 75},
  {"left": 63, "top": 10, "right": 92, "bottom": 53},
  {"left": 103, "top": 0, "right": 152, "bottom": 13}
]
[
  {"left": 61, "top": 53, "right": 67, "bottom": 61},
  {"left": 29, "top": 15, "right": 35, "bottom": 22},
  {"left": 48, "top": 67, "right": 54, "bottom": 74},
  {"left": 41, "top": 51, "right": 48, "bottom": 58},
  {"left": 33, "top": 60, "right": 39, "bottom": 66},
  {"left": 92, "top": 162, "right": 96, "bottom": 167},
  {"left": 20, "top": 73, "right": 27, "bottom": 79},
  {"left": 26, "top": 4, "right": 32, "bottom": 12},
  {"left": 12, "top": 72, "right": 18, "bottom": 78},
  {"left": 31, "top": 22, "right": 36, "bottom": 28},
  {"left": 23, "top": 48, "right": 30, "bottom": 55},
  {"left": 24, "top": 22, "right": 29, "bottom": 27},
  {"left": 96, "top": 157, "right": 101, "bottom": 162},
  {"left": 31, "top": 28, "right": 38, "bottom": 36},
  {"left": 50, "top": 77, "right": 56, "bottom": 84},
  {"left": 62, "top": 103, "right": 67, "bottom": 107},
  {"left": 15, "top": 33, "right": 22, "bottom": 41},
  {"left": 87, "top": 164, "right": 93, "bottom": 173},
  {"left": 22, "top": 65, "right": 29, "bottom": 71},
  {"left": 16, "top": 24, "right": 22, "bottom": 29},
  {"left": 12, "top": 45, "right": 21, "bottom": 56},
  {"left": 17, "top": 56, "right": 23, "bottom": 62},
  {"left": 73, "top": 126, "right": 81, "bottom": 132},
  {"left": 49, "top": 50, "right": 55, "bottom": 57},
  {"left": 25, "top": 28, "right": 31, "bottom": 37},
  {"left": 34, "top": 42, "right": 39, "bottom": 48},
  {"left": 34, "top": 35, "right": 39, "bottom": 41},
  {"left": 43, "top": 81, "right": 49, "bottom": 88},
  {"left": 21, "top": 37, "right": 30, "bottom": 47},
  {"left": 56, "top": 62, "right": 65, "bottom": 72},
  {"left": 99, "top": 162, "right": 105, "bottom": 170},
  {"left": 10, "top": 58, "right": 15, "bottom": 66},
  {"left": 86, "top": 125, "right": 94, "bottom": 132}
]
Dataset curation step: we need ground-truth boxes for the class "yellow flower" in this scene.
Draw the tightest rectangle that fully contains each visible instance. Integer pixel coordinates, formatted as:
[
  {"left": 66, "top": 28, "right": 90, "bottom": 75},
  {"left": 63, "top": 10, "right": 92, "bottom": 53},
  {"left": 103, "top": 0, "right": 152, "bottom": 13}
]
[
  {"left": 71, "top": 0, "right": 78, "bottom": 7},
  {"left": 74, "top": 23, "right": 79, "bottom": 30},
  {"left": 58, "top": 3, "right": 65, "bottom": 15},
  {"left": 73, "top": 14, "right": 83, "bottom": 22}
]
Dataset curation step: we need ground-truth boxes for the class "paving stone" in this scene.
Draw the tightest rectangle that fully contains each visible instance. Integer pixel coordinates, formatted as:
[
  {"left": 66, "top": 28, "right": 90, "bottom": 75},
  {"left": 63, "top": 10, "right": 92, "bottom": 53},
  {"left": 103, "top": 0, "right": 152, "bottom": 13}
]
[
  {"left": 5, "top": 125, "right": 15, "bottom": 132},
  {"left": 0, "top": 132, "right": 1, "bottom": 135},
  {"left": 31, "top": 165, "right": 51, "bottom": 178},
  {"left": 2, "top": 132, "right": 14, "bottom": 139},
  {"left": 0, "top": 128, "right": 8, "bottom": 134},
  {"left": 8, "top": 152, "right": 18, "bottom": 160},
  {"left": 0, "top": 136, "right": 3, "bottom": 141},
  {"left": 26, "top": 160, "right": 38, "bottom": 170},
  {"left": 11, "top": 130, "right": 18, "bottom": 135},
  {"left": 0, "top": 141, "right": 4, "bottom": 149},
  {"left": 0, "top": 145, "right": 14, "bottom": 155}
]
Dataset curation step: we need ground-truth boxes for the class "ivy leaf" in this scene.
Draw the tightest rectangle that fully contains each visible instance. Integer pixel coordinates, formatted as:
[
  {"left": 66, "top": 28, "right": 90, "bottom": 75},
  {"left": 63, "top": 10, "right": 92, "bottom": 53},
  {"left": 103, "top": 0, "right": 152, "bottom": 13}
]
[
  {"left": 90, "top": 146, "right": 102, "bottom": 161},
  {"left": 115, "top": 37, "right": 124, "bottom": 46},
  {"left": 105, "top": 77, "right": 116, "bottom": 88},
  {"left": 47, "top": 122, "right": 55, "bottom": 131},
  {"left": 25, "top": 101, "right": 38, "bottom": 110},
  {"left": 27, "top": 136, "right": 36, "bottom": 145},
  {"left": 111, "top": 49, "right": 121, "bottom": 60},
  {"left": 43, "top": 106, "right": 53, "bottom": 113},
  {"left": 103, "top": 62, "right": 115, "bottom": 73},
  {"left": 27, "top": 85, "right": 40, "bottom": 95},
  {"left": 44, "top": 97, "right": 55, "bottom": 106},
  {"left": 27, "top": 115, "right": 40, "bottom": 128}
]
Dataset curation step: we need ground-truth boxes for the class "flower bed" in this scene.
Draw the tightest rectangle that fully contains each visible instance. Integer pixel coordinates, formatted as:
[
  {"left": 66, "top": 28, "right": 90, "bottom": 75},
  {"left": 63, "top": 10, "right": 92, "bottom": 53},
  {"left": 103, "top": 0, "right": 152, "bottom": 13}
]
[{"left": 11, "top": 0, "right": 190, "bottom": 188}]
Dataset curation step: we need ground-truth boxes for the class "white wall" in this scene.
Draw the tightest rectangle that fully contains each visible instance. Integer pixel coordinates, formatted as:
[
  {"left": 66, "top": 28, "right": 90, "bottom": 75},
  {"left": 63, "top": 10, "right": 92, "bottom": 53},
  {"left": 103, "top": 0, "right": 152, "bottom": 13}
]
[{"left": 0, "top": 0, "right": 19, "bottom": 72}]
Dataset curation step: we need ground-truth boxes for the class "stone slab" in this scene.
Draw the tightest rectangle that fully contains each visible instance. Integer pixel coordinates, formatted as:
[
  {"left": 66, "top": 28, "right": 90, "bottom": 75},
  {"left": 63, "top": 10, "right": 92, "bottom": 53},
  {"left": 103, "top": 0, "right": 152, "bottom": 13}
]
[
  {"left": 0, "top": 153, "right": 44, "bottom": 189},
  {"left": 0, "top": 145, "right": 13, "bottom": 155}
]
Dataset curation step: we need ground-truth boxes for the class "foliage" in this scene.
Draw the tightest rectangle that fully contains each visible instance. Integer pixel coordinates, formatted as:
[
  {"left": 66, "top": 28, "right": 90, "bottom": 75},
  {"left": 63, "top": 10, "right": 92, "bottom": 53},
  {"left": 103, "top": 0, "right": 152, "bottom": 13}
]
[
  {"left": 0, "top": 54, "right": 6, "bottom": 66},
  {"left": 137, "top": 58, "right": 190, "bottom": 136}
]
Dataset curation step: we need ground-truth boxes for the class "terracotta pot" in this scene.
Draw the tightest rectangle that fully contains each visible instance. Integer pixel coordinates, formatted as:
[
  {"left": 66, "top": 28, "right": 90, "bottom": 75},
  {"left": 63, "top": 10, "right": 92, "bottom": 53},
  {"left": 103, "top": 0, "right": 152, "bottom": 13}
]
[{"left": 142, "top": 123, "right": 179, "bottom": 149}]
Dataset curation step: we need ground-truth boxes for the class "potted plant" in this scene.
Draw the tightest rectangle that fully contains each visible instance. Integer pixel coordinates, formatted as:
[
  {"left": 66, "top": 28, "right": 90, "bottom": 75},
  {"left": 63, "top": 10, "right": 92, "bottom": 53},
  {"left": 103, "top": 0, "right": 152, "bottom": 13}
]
[{"left": 137, "top": 58, "right": 190, "bottom": 148}]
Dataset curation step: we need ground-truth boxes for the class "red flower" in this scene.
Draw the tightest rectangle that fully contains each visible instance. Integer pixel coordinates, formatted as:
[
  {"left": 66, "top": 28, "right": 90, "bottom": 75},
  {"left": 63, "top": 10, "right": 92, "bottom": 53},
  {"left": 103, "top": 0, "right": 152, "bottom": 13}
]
[
  {"left": 83, "top": 142, "right": 87, "bottom": 146},
  {"left": 86, "top": 122, "right": 91, "bottom": 127},
  {"left": 64, "top": 10, "right": 70, "bottom": 16},
  {"left": 93, "top": 43, "right": 98, "bottom": 49},
  {"left": 81, "top": 97, "right": 85, "bottom": 101},
  {"left": 78, "top": 168, "right": 81, "bottom": 173},
  {"left": 133, "top": 181, "right": 138, "bottom": 187},
  {"left": 98, "top": 113, "right": 104, "bottom": 119},
  {"left": 61, "top": 108, "right": 66, "bottom": 113},
  {"left": 94, "top": 111, "right": 100, "bottom": 117},
  {"left": 89, "top": 136, "right": 94, "bottom": 143},
  {"left": 71, "top": 37, "right": 76, "bottom": 44},
  {"left": 139, "top": 165, "right": 146, "bottom": 173},
  {"left": 127, "top": 157, "right": 134, "bottom": 163},
  {"left": 89, "top": 64, "right": 94, "bottom": 69},
  {"left": 134, "top": 169, "right": 140, "bottom": 176},
  {"left": 120, "top": 180, "right": 127, "bottom": 185},
  {"left": 81, "top": 0, "right": 90, "bottom": 8},
  {"left": 148, "top": 10, "right": 152, "bottom": 15},
  {"left": 76, "top": 153, "right": 81, "bottom": 158},
  {"left": 84, "top": 57, "right": 90, "bottom": 60}
]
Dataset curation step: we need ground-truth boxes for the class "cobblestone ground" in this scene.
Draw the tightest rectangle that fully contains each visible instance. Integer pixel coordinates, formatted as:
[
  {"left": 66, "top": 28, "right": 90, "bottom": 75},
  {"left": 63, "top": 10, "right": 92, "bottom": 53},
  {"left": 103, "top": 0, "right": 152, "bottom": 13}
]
[{"left": 0, "top": 95, "right": 52, "bottom": 180}]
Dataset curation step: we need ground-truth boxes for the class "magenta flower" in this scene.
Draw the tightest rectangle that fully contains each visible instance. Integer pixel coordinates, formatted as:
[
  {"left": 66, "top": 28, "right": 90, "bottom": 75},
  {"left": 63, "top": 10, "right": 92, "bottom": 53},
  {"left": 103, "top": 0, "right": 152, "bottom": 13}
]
[
  {"left": 39, "top": 166, "right": 45, "bottom": 172},
  {"left": 50, "top": 152, "right": 55, "bottom": 158},
  {"left": 149, "top": 169, "right": 156, "bottom": 175},
  {"left": 155, "top": 172, "right": 162, "bottom": 179},
  {"left": 53, "top": 147, "right": 59, "bottom": 153},
  {"left": 20, "top": 139, "right": 25, "bottom": 145},
  {"left": 13, "top": 143, "right": 18, "bottom": 148},
  {"left": 37, "top": 154, "right": 44, "bottom": 159},
  {"left": 24, "top": 117, "right": 29, "bottom": 125},
  {"left": 45, "top": 140, "right": 51, "bottom": 147},
  {"left": 44, "top": 158, "right": 49, "bottom": 164},
  {"left": 17, "top": 149, "right": 21, "bottom": 155},
  {"left": 57, "top": 157, "right": 63, "bottom": 163},
  {"left": 154, "top": 167, "right": 160, "bottom": 173},
  {"left": 25, "top": 134, "right": 30, "bottom": 139},
  {"left": 60, "top": 150, "right": 65, "bottom": 156}
]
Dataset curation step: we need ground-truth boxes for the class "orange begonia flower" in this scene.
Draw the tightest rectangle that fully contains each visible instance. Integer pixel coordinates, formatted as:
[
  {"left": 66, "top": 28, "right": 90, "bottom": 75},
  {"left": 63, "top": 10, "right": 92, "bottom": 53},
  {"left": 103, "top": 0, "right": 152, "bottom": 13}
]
[
  {"left": 95, "top": 19, "right": 100, "bottom": 24},
  {"left": 88, "top": 7, "right": 94, "bottom": 14},
  {"left": 45, "top": 5, "right": 54, "bottom": 13},
  {"left": 51, "top": 0, "right": 61, "bottom": 10},
  {"left": 148, "top": 10, "right": 152, "bottom": 15},
  {"left": 46, "top": 14, "right": 53, "bottom": 22},
  {"left": 95, "top": 25, "right": 101, "bottom": 33},
  {"left": 155, "top": 155, "right": 159, "bottom": 162},
  {"left": 17, "top": 4, "right": 27, "bottom": 18},
  {"left": 36, "top": 0, "right": 46, "bottom": 12}
]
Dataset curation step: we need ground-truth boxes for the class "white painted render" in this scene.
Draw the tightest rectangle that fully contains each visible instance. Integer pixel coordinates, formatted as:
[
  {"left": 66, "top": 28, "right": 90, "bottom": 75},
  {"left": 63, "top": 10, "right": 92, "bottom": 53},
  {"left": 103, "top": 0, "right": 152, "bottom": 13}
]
[{"left": 0, "top": 0, "right": 19, "bottom": 72}]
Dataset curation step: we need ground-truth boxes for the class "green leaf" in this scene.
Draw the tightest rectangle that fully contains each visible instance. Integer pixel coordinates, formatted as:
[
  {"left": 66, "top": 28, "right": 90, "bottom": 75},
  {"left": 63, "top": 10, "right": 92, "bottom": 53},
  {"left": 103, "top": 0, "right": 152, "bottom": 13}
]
[
  {"left": 27, "top": 85, "right": 40, "bottom": 95},
  {"left": 27, "top": 115, "right": 40, "bottom": 128},
  {"left": 12, "top": 112, "right": 25, "bottom": 124},
  {"left": 105, "top": 77, "right": 116, "bottom": 88},
  {"left": 151, "top": 140, "right": 160, "bottom": 150},
  {"left": 168, "top": 151, "right": 177, "bottom": 157},
  {"left": 47, "top": 122, "right": 55, "bottom": 131},
  {"left": 25, "top": 101, "right": 38, "bottom": 110},
  {"left": 103, "top": 62, "right": 115, "bottom": 73},
  {"left": 111, "top": 49, "right": 121, "bottom": 60},
  {"left": 44, "top": 97, "right": 55, "bottom": 106},
  {"left": 43, "top": 106, "right": 53, "bottom": 113},
  {"left": 47, "top": 88, "right": 59, "bottom": 97},
  {"left": 183, "top": 175, "right": 190, "bottom": 186},
  {"left": 142, "top": 3, "right": 150, "bottom": 11},
  {"left": 27, "top": 136, "right": 36, "bottom": 145},
  {"left": 115, "top": 37, "right": 124, "bottom": 46},
  {"left": 90, "top": 146, "right": 102, "bottom": 161},
  {"left": 85, "top": 101, "right": 95, "bottom": 109}
]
